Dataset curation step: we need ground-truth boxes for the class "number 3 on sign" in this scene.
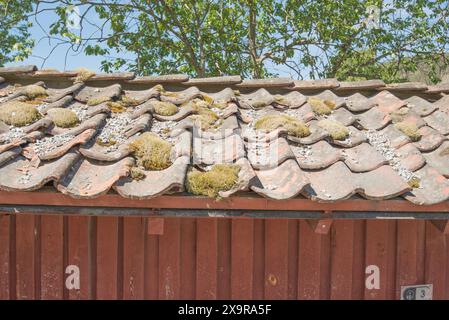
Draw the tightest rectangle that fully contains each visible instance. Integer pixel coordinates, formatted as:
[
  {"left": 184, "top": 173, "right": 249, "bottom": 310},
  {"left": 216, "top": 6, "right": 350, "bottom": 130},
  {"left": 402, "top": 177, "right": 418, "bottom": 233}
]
[{"left": 365, "top": 265, "right": 380, "bottom": 290}]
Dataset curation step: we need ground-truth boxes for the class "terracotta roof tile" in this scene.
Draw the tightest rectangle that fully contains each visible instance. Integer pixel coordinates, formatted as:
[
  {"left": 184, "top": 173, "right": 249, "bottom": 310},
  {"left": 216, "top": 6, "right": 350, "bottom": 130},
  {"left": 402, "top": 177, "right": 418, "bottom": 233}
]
[
  {"left": 337, "top": 79, "right": 385, "bottom": 90},
  {"left": 183, "top": 75, "right": 242, "bottom": 86},
  {"left": 236, "top": 77, "right": 294, "bottom": 88},
  {"left": 1, "top": 65, "right": 449, "bottom": 205},
  {"left": 0, "top": 65, "right": 37, "bottom": 75},
  {"left": 290, "top": 79, "right": 339, "bottom": 90}
]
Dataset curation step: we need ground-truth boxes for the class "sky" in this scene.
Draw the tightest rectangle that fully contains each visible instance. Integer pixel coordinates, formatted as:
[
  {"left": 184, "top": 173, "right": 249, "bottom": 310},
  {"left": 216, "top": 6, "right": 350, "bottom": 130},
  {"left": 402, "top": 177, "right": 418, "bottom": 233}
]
[
  {"left": 5, "top": 2, "right": 295, "bottom": 77},
  {"left": 7, "top": 6, "right": 112, "bottom": 72}
]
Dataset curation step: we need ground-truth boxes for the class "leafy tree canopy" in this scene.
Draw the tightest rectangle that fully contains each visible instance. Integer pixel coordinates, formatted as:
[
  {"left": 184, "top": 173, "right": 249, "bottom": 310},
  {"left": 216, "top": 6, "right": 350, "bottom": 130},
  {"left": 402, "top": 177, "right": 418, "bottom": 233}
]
[
  {"left": 0, "top": 0, "right": 34, "bottom": 66},
  {"left": 13, "top": 1, "right": 449, "bottom": 83}
]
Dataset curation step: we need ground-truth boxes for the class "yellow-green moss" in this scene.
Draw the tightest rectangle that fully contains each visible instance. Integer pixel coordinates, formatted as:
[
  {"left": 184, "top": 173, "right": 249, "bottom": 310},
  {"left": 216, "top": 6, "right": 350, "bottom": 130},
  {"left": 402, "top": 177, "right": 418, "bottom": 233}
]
[
  {"left": 129, "top": 132, "right": 173, "bottom": 170},
  {"left": 130, "top": 167, "right": 146, "bottom": 180},
  {"left": 251, "top": 100, "right": 269, "bottom": 109},
  {"left": 0, "top": 101, "right": 41, "bottom": 127},
  {"left": 254, "top": 114, "right": 310, "bottom": 138},
  {"left": 121, "top": 95, "right": 140, "bottom": 107},
  {"left": 47, "top": 108, "right": 79, "bottom": 128},
  {"left": 96, "top": 138, "right": 116, "bottom": 147},
  {"left": 161, "top": 91, "right": 179, "bottom": 98},
  {"left": 308, "top": 97, "right": 336, "bottom": 115},
  {"left": 395, "top": 122, "right": 421, "bottom": 141},
  {"left": 153, "top": 101, "right": 178, "bottom": 116},
  {"left": 106, "top": 101, "right": 127, "bottom": 113},
  {"left": 212, "top": 101, "right": 228, "bottom": 109},
  {"left": 187, "top": 164, "right": 240, "bottom": 198},
  {"left": 87, "top": 96, "right": 111, "bottom": 106},
  {"left": 187, "top": 99, "right": 221, "bottom": 130},
  {"left": 73, "top": 68, "right": 95, "bottom": 83},
  {"left": 408, "top": 177, "right": 420, "bottom": 188},
  {"left": 153, "top": 84, "right": 165, "bottom": 93},
  {"left": 202, "top": 94, "right": 214, "bottom": 105},
  {"left": 317, "top": 119, "right": 349, "bottom": 140},
  {"left": 390, "top": 107, "right": 409, "bottom": 123},
  {"left": 23, "top": 85, "right": 48, "bottom": 100},
  {"left": 273, "top": 94, "right": 288, "bottom": 105}
]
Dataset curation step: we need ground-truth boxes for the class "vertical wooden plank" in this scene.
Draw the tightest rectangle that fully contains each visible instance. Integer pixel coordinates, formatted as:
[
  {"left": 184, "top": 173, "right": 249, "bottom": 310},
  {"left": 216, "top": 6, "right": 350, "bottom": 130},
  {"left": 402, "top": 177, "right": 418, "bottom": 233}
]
[
  {"left": 15, "top": 214, "right": 37, "bottom": 300},
  {"left": 96, "top": 216, "right": 118, "bottom": 300},
  {"left": 287, "top": 220, "right": 299, "bottom": 300},
  {"left": 217, "top": 219, "right": 231, "bottom": 299},
  {"left": 298, "top": 220, "right": 331, "bottom": 300},
  {"left": 158, "top": 218, "right": 181, "bottom": 299},
  {"left": 180, "top": 218, "right": 196, "bottom": 299},
  {"left": 40, "top": 215, "right": 63, "bottom": 299},
  {"left": 351, "top": 220, "right": 366, "bottom": 299},
  {"left": 123, "top": 217, "right": 145, "bottom": 299},
  {"left": 264, "top": 219, "right": 289, "bottom": 300},
  {"left": 0, "top": 215, "right": 10, "bottom": 299},
  {"left": 330, "top": 220, "right": 365, "bottom": 300},
  {"left": 252, "top": 219, "right": 265, "bottom": 299},
  {"left": 424, "top": 221, "right": 447, "bottom": 300},
  {"left": 364, "top": 220, "right": 396, "bottom": 300},
  {"left": 196, "top": 218, "right": 217, "bottom": 299},
  {"left": 396, "top": 220, "right": 425, "bottom": 299},
  {"left": 67, "top": 216, "right": 89, "bottom": 300},
  {"left": 144, "top": 232, "right": 159, "bottom": 299},
  {"left": 231, "top": 219, "right": 254, "bottom": 299},
  {"left": 447, "top": 233, "right": 449, "bottom": 300}
]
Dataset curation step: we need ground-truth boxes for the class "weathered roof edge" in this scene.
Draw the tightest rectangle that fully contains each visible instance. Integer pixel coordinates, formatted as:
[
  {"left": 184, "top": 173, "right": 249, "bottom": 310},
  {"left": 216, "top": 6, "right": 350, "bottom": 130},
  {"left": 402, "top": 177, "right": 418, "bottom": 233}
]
[
  {"left": 1, "top": 190, "right": 448, "bottom": 213},
  {"left": 1, "top": 64, "right": 449, "bottom": 94}
]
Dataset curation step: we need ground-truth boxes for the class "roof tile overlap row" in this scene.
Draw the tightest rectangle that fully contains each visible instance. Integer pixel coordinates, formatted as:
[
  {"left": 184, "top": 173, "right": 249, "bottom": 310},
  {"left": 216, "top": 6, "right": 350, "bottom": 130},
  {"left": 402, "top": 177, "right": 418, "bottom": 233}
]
[{"left": 1, "top": 65, "right": 449, "bottom": 205}]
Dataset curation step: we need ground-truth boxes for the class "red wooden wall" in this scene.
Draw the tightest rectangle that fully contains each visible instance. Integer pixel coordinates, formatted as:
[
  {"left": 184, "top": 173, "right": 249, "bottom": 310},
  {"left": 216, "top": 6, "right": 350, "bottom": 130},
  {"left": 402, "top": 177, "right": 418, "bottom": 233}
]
[{"left": 0, "top": 213, "right": 448, "bottom": 300}]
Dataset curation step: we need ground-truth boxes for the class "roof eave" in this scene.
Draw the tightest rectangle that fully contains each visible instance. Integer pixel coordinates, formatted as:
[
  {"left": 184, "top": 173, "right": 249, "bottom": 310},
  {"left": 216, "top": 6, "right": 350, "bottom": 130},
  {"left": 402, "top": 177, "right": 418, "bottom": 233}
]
[{"left": 1, "top": 190, "right": 448, "bottom": 214}]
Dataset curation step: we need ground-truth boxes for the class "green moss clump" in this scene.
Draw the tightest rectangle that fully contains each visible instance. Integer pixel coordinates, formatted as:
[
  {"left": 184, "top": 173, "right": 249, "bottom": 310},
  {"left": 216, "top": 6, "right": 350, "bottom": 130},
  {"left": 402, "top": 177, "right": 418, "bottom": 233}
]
[
  {"left": 186, "top": 99, "right": 221, "bottom": 130},
  {"left": 187, "top": 164, "right": 240, "bottom": 198},
  {"left": 0, "top": 101, "right": 41, "bottom": 127},
  {"left": 273, "top": 94, "right": 288, "bottom": 105},
  {"left": 408, "top": 177, "right": 420, "bottom": 188},
  {"left": 153, "top": 101, "right": 178, "bottom": 116},
  {"left": 161, "top": 91, "right": 179, "bottom": 98},
  {"left": 202, "top": 94, "right": 214, "bottom": 105},
  {"left": 129, "top": 132, "right": 173, "bottom": 170},
  {"left": 121, "top": 95, "right": 140, "bottom": 107},
  {"left": 308, "top": 97, "right": 336, "bottom": 115},
  {"left": 87, "top": 96, "right": 111, "bottom": 106},
  {"left": 395, "top": 122, "right": 421, "bottom": 141},
  {"left": 96, "top": 138, "right": 116, "bottom": 147},
  {"left": 252, "top": 100, "right": 269, "bottom": 109},
  {"left": 73, "top": 68, "right": 95, "bottom": 83},
  {"left": 153, "top": 84, "right": 165, "bottom": 93},
  {"left": 318, "top": 119, "right": 349, "bottom": 140},
  {"left": 23, "top": 85, "right": 48, "bottom": 100},
  {"left": 212, "top": 101, "right": 228, "bottom": 109},
  {"left": 130, "top": 167, "right": 146, "bottom": 181},
  {"left": 47, "top": 108, "right": 79, "bottom": 128},
  {"left": 107, "top": 101, "right": 127, "bottom": 113},
  {"left": 254, "top": 114, "right": 310, "bottom": 138},
  {"left": 390, "top": 108, "right": 409, "bottom": 123}
]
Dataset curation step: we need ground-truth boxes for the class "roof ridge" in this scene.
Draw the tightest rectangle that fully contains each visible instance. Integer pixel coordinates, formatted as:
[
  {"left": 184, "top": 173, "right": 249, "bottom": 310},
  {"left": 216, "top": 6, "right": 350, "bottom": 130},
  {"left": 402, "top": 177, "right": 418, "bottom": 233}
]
[{"left": 1, "top": 64, "right": 449, "bottom": 94}]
